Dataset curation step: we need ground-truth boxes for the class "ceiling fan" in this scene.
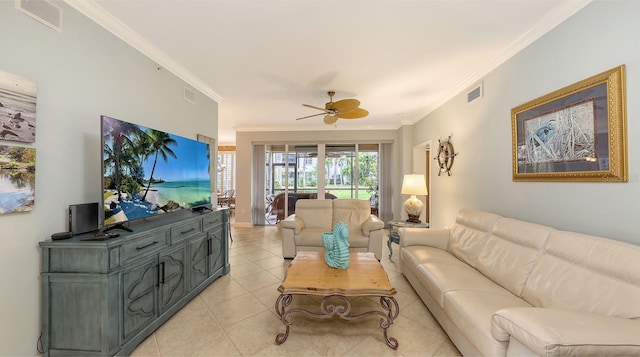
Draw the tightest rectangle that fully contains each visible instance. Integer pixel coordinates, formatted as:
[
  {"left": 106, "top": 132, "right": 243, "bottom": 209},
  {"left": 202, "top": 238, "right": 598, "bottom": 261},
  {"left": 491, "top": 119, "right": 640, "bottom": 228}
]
[{"left": 296, "top": 91, "right": 369, "bottom": 125}]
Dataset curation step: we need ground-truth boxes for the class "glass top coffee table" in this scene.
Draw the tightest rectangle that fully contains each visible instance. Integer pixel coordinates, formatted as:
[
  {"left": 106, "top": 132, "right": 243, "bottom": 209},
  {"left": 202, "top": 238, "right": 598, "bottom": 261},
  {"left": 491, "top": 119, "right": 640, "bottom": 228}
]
[{"left": 275, "top": 251, "right": 399, "bottom": 349}]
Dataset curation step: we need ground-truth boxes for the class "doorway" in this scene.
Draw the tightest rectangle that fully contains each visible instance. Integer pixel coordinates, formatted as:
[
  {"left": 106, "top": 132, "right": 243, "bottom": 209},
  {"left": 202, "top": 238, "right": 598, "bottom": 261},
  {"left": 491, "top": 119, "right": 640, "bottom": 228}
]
[
  {"left": 424, "top": 147, "right": 430, "bottom": 223},
  {"left": 412, "top": 141, "right": 431, "bottom": 224}
]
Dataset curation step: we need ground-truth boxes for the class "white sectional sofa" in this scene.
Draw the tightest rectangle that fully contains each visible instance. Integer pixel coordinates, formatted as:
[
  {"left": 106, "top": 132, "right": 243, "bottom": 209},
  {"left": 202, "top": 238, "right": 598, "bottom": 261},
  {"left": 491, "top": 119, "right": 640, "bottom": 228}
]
[{"left": 399, "top": 209, "right": 640, "bottom": 356}]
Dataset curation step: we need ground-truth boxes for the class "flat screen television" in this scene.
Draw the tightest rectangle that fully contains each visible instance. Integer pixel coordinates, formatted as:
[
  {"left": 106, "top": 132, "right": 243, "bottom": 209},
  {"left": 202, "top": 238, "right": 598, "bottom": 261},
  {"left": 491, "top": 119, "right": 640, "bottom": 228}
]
[{"left": 101, "top": 115, "right": 211, "bottom": 232}]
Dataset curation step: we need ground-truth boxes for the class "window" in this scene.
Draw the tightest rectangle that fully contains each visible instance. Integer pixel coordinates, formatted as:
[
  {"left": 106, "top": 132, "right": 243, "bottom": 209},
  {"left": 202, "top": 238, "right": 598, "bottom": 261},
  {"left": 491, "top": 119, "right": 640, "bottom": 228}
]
[
  {"left": 262, "top": 143, "right": 381, "bottom": 225},
  {"left": 217, "top": 149, "right": 235, "bottom": 194}
]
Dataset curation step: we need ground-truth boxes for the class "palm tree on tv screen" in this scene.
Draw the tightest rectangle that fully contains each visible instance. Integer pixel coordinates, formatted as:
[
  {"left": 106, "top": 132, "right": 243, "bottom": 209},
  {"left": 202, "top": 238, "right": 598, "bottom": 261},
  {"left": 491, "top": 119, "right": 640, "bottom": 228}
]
[
  {"left": 105, "top": 119, "right": 141, "bottom": 201},
  {"left": 131, "top": 130, "right": 153, "bottom": 183},
  {"left": 142, "top": 129, "right": 177, "bottom": 202}
]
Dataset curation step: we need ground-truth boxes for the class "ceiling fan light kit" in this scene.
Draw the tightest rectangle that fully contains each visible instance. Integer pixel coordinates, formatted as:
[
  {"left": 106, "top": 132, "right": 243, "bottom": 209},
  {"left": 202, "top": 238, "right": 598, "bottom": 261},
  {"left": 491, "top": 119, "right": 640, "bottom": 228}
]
[
  {"left": 324, "top": 116, "right": 338, "bottom": 125},
  {"left": 296, "top": 91, "right": 369, "bottom": 125}
]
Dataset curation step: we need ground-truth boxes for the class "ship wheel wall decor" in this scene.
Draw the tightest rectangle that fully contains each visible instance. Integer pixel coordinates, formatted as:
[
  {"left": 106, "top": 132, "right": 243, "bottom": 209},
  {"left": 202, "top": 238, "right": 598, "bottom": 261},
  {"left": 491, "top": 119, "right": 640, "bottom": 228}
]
[{"left": 435, "top": 135, "right": 457, "bottom": 176}]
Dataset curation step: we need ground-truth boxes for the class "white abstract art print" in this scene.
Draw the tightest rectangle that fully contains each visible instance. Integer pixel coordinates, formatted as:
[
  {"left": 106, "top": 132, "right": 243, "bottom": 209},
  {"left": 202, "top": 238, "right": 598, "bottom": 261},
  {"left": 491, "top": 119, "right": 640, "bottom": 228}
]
[{"left": 0, "top": 70, "right": 37, "bottom": 143}]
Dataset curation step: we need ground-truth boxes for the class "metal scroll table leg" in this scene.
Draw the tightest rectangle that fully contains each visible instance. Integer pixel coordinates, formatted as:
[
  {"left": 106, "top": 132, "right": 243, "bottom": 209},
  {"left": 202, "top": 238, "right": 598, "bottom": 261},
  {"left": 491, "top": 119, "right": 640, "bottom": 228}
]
[
  {"left": 379, "top": 296, "right": 400, "bottom": 349},
  {"left": 275, "top": 294, "right": 292, "bottom": 345},
  {"left": 275, "top": 293, "right": 400, "bottom": 350}
]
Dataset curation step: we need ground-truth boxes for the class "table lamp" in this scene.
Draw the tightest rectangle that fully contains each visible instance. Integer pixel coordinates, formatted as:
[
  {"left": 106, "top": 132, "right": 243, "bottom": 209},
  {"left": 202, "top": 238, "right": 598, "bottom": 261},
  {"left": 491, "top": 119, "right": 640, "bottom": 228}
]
[{"left": 401, "top": 174, "right": 428, "bottom": 223}]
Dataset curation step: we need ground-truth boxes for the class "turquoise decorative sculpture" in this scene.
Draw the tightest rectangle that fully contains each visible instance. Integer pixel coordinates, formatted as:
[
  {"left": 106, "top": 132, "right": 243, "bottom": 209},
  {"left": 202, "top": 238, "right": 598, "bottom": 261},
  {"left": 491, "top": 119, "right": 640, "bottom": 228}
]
[{"left": 322, "top": 221, "right": 350, "bottom": 269}]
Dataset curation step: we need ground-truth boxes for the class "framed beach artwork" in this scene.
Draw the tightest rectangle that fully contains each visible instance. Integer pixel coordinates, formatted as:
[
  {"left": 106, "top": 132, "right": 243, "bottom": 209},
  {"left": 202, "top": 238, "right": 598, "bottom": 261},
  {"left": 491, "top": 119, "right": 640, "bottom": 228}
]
[
  {"left": 0, "top": 70, "right": 37, "bottom": 143},
  {"left": 511, "top": 65, "right": 627, "bottom": 182},
  {"left": 0, "top": 145, "right": 36, "bottom": 214}
]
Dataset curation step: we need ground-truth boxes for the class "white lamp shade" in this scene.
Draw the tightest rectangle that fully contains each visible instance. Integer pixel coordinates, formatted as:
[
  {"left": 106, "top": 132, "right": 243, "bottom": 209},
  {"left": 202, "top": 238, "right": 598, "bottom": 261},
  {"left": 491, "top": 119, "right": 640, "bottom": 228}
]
[
  {"left": 401, "top": 174, "right": 428, "bottom": 196},
  {"left": 402, "top": 174, "right": 427, "bottom": 223}
]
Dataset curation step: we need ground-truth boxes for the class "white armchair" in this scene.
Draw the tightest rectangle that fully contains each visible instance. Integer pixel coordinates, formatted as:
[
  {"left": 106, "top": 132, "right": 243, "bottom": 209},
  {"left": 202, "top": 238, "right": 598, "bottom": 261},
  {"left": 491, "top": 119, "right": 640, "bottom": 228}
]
[{"left": 279, "top": 199, "right": 385, "bottom": 260}]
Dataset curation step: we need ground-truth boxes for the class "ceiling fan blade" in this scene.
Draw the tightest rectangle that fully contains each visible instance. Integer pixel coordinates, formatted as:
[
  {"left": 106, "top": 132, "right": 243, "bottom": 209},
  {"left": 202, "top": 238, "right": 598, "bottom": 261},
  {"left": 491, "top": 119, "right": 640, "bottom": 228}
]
[
  {"left": 324, "top": 115, "right": 338, "bottom": 125},
  {"left": 336, "top": 108, "right": 369, "bottom": 119},
  {"left": 328, "top": 99, "right": 360, "bottom": 114},
  {"left": 296, "top": 112, "right": 327, "bottom": 120},
  {"left": 302, "top": 104, "right": 330, "bottom": 113}
]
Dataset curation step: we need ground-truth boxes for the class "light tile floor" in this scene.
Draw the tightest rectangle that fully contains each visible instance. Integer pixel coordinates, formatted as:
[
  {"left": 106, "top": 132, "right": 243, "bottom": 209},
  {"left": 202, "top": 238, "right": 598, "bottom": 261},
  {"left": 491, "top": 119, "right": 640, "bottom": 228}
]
[{"left": 132, "top": 223, "right": 462, "bottom": 357}]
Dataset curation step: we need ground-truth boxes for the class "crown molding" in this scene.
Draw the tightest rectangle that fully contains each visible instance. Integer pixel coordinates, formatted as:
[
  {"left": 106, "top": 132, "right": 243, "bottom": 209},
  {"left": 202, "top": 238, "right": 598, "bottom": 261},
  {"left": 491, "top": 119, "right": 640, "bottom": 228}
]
[
  {"left": 415, "top": 0, "right": 593, "bottom": 123},
  {"left": 63, "top": 0, "right": 223, "bottom": 103}
]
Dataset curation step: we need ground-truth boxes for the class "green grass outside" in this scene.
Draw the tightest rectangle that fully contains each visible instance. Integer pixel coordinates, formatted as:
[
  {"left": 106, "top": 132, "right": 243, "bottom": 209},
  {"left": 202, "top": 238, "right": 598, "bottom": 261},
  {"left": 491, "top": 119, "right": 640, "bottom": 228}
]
[{"left": 327, "top": 190, "right": 371, "bottom": 200}]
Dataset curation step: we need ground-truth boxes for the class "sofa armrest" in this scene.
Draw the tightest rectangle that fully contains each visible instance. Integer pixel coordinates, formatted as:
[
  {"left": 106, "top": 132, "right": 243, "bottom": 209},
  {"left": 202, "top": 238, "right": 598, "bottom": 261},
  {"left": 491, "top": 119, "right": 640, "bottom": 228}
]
[
  {"left": 362, "top": 215, "right": 384, "bottom": 236},
  {"left": 492, "top": 308, "right": 640, "bottom": 356},
  {"left": 280, "top": 215, "right": 304, "bottom": 234},
  {"left": 399, "top": 227, "right": 449, "bottom": 250}
]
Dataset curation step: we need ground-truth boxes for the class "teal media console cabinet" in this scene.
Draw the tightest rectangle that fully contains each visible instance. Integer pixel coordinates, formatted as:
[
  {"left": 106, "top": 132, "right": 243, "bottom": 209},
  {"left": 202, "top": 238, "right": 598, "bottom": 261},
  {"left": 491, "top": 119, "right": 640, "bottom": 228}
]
[{"left": 39, "top": 208, "right": 230, "bottom": 356}]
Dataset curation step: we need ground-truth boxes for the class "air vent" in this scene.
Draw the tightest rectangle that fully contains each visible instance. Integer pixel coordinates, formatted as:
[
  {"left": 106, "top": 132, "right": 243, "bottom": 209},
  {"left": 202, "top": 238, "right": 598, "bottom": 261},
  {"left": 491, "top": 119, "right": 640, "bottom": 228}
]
[
  {"left": 467, "top": 82, "right": 483, "bottom": 104},
  {"left": 15, "top": 0, "right": 62, "bottom": 32},
  {"left": 184, "top": 87, "right": 196, "bottom": 104}
]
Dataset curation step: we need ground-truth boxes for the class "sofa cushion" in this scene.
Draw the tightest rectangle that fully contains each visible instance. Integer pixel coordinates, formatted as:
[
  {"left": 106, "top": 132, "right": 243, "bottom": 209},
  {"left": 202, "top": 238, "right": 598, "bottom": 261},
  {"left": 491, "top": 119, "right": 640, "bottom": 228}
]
[
  {"left": 292, "top": 227, "right": 370, "bottom": 249},
  {"left": 476, "top": 218, "right": 553, "bottom": 296},
  {"left": 295, "top": 199, "right": 333, "bottom": 229},
  {"left": 448, "top": 209, "right": 501, "bottom": 268},
  {"left": 400, "top": 245, "right": 469, "bottom": 268},
  {"left": 444, "top": 290, "right": 533, "bottom": 356},
  {"left": 400, "top": 227, "right": 450, "bottom": 250},
  {"left": 346, "top": 231, "right": 370, "bottom": 248},
  {"left": 492, "top": 308, "right": 640, "bottom": 356},
  {"left": 294, "top": 228, "right": 331, "bottom": 246},
  {"left": 332, "top": 199, "right": 371, "bottom": 231},
  {"left": 415, "top": 261, "right": 512, "bottom": 309},
  {"left": 523, "top": 231, "right": 640, "bottom": 319}
]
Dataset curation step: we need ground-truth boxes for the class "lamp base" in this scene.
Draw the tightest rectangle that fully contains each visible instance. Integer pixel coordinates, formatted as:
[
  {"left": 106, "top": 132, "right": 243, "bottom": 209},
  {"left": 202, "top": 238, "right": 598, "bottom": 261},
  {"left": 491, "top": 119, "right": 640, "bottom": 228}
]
[{"left": 404, "top": 195, "right": 424, "bottom": 224}]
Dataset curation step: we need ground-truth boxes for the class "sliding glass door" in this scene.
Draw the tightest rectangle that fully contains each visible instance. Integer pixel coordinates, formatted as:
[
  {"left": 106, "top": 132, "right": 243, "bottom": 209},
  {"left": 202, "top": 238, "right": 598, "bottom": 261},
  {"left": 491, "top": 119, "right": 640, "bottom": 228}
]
[
  {"left": 267, "top": 145, "right": 319, "bottom": 196},
  {"left": 292, "top": 146, "right": 318, "bottom": 194},
  {"left": 324, "top": 145, "right": 378, "bottom": 201},
  {"left": 358, "top": 144, "right": 379, "bottom": 214},
  {"left": 262, "top": 143, "right": 381, "bottom": 225},
  {"left": 325, "top": 145, "right": 355, "bottom": 199}
]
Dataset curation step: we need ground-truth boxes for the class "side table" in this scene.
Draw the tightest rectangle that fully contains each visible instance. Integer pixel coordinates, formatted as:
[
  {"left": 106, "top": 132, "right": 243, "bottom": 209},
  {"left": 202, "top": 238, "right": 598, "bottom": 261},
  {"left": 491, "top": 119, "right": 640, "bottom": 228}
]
[{"left": 387, "top": 220, "right": 429, "bottom": 260}]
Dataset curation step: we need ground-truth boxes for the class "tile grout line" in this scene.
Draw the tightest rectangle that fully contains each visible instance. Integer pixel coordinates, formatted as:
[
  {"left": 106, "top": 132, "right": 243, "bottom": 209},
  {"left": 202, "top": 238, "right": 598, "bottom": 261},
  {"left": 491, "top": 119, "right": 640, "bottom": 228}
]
[{"left": 197, "top": 293, "right": 248, "bottom": 356}]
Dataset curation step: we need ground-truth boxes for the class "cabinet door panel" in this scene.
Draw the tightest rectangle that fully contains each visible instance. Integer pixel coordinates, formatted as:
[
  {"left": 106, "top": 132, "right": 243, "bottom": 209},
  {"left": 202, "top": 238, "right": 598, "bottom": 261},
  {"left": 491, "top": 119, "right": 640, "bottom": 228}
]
[
  {"left": 160, "top": 244, "right": 186, "bottom": 311},
  {"left": 122, "top": 257, "right": 157, "bottom": 342},
  {"left": 209, "top": 229, "right": 224, "bottom": 275},
  {"left": 48, "top": 276, "right": 103, "bottom": 352},
  {"left": 189, "top": 236, "right": 209, "bottom": 290}
]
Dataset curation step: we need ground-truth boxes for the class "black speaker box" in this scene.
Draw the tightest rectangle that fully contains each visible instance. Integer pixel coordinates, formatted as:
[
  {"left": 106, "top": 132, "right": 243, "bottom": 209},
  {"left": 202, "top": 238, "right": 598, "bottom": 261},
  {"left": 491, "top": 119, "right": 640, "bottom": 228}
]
[{"left": 69, "top": 202, "right": 99, "bottom": 235}]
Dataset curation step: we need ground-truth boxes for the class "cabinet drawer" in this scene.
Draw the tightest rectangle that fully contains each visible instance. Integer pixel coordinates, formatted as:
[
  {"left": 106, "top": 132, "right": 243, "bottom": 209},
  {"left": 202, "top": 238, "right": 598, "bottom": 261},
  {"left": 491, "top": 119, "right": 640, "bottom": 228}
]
[
  {"left": 203, "top": 214, "right": 224, "bottom": 231},
  {"left": 121, "top": 232, "right": 169, "bottom": 262},
  {"left": 170, "top": 220, "right": 202, "bottom": 244}
]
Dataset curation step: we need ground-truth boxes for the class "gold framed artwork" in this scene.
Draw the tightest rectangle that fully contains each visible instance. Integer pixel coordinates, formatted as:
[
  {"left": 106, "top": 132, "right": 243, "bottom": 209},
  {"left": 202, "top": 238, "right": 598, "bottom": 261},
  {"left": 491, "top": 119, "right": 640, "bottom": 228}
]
[{"left": 511, "top": 65, "right": 627, "bottom": 182}]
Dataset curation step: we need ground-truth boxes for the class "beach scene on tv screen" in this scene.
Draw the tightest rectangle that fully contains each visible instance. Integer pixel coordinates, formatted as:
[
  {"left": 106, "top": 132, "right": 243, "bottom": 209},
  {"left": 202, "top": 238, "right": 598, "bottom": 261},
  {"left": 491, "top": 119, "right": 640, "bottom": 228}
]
[{"left": 102, "top": 116, "right": 211, "bottom": 224}]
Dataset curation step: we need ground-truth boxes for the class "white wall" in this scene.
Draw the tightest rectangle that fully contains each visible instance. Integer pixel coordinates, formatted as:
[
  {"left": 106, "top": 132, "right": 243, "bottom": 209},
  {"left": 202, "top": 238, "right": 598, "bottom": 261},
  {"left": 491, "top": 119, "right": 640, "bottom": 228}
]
[
  {"left": 413, "top": 0, "right": 640, "bottom": 245},
  {"left": 0, "top": 2, "right": 218, "bottom": 354},
  {"left": 234, "top": 129, "right": 400, "bottom": 225}
]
